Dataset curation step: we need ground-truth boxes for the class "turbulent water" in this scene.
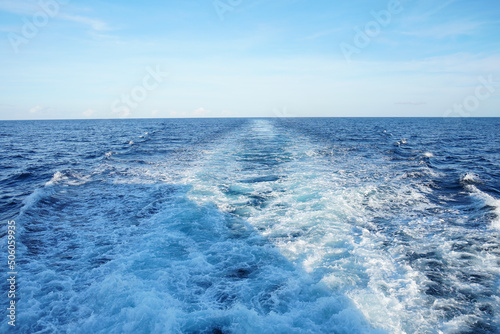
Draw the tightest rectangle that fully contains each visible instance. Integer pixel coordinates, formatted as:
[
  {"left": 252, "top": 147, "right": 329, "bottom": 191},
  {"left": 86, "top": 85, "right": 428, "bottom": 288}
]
[{"left": 1, "top": 118, "right": 499, "bottom": 334}]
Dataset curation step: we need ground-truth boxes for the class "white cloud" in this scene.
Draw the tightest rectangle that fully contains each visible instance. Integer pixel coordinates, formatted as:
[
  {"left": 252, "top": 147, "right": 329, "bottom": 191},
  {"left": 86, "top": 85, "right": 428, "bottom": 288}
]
[
  {"left": 151, "top": 110, "right": 159, "bottom": 116},
  {"left": 193, "top": 107, "right": 211, "bottom": 117},
  {"left": 83, "top": 109, "right": 96, "bottom": 117},
  {"left": 29, "top": 105, "right": 43, "bottom": 113}
]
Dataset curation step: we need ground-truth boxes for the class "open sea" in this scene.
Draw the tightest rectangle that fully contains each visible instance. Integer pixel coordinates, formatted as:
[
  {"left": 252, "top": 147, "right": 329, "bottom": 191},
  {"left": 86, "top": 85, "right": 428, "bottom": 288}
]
[{"left": 0, "top": 117, "right": 499, "bottom": 334}]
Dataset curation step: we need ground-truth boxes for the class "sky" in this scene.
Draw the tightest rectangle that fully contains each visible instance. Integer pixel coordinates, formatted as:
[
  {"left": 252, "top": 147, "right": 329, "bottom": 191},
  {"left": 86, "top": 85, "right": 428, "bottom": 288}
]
[{"left": 0, "top": 0, "right": 499, "bottom": 119}]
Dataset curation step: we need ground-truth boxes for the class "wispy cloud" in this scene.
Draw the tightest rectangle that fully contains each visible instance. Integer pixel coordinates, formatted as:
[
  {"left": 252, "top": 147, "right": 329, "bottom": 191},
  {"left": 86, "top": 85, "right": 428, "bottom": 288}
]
[
  {"left": 1, "top": 0, "right": 499, "bottom": 119},
  {"left": 0, "top": 0, "right": 109, "bottom": 32},
  {"left": 421, "top": 0, "right": 459, "bottom": 20},
  {"left": 0, "top": 0, "right": 38, "bottom": 15},
  {"left": 400, "top": 21, "right": 482, "bottom": 39},
  {"left": 59, "top": 14, "right": 109, "bottom": 31},
  {"left": 403, "top": 0, "right": 460, "bottom": 25}
]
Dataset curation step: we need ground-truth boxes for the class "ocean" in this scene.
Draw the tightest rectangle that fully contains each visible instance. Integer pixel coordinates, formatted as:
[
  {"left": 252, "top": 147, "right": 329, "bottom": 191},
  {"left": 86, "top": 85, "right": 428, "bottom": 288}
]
[{"left": 0, "top": 118, "right": 499, "bottom": 333}]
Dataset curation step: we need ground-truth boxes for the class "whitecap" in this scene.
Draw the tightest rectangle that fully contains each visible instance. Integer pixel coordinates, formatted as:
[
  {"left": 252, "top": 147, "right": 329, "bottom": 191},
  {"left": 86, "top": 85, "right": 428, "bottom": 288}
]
[
  {"left": 468, "top": 184, "right": 500, "bottom": 230},
  {"left": 45, "top": 171, "right": 67, "bottom": 186},
  {"left": 460, "top": 172, "right": 481, "bottom": 184}
]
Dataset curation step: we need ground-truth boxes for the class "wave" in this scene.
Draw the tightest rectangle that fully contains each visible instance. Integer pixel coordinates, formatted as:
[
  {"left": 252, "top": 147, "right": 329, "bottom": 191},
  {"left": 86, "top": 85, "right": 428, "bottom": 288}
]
[
  {"left": 3, "top": 118, "right": 499, "bottom": 333},
  {"left": 461, "top": 172, "right": 482, "bottom": 184},
  {"left": 467, "top": 183, "right": 500, "bottom": 230}
]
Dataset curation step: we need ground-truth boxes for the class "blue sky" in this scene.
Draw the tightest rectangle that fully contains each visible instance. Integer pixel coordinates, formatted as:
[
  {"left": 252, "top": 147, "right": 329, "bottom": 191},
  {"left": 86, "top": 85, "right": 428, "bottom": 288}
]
[{"left": 0, "top": 0, "right": 499, "bottom": 119}]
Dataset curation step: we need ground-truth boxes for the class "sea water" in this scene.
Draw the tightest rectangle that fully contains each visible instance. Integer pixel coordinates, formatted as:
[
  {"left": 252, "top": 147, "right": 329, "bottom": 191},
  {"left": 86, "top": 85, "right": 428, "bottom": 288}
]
[{"left": 0, "top": 118, "right": 499, "bottom": 333}]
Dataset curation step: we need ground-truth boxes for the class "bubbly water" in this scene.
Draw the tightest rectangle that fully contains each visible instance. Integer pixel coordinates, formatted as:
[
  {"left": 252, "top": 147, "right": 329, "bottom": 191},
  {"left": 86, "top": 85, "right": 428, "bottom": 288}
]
[{"left": 0, "top": 118, "right": 499, "bottom": 333}]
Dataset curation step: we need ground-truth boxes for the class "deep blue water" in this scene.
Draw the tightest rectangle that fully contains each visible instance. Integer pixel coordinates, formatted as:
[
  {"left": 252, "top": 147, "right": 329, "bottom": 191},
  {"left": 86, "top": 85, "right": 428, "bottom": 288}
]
[{"left": 1, "top": 118, "right": 499, "bottom": 333}]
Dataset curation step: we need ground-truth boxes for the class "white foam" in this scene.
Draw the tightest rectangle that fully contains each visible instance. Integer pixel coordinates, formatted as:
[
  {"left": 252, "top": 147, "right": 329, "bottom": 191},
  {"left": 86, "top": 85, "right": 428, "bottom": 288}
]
[
  {"left": 180, "top": 119, "right": 461, "bottom": 332},
  {"left": 45, "top": 171, "right": 67, "bottom": 186},
  {"left": 11, "top": 119, "right": 499, "bottom": 333},
  {"left": 468, "top": 184, "right": 500, "bottom": 229},
  {"left": 461, "top": 172, "right": 481, "bottom": 184},
  {"left": 17, "top": 188, "right": 48, "bottom": 219}
]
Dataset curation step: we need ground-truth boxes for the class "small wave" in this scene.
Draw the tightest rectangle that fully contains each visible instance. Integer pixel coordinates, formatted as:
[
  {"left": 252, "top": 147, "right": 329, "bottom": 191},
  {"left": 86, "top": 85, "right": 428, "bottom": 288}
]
[
  {"left": 401, "top": 171, "right": 424, "bottom": 179},
  {"left": 460, "top": 173, "right": 481, "bottom": 184},
  {"left": 45, "top": 171, "right": 67, "bottom": 186},
  {"left": 17, "top": 172, "right": 69, "bottom": 219},
  {"left": 423, "top": 152, "right": 434, "bottom": 158},
  {"left": 17, "top": 188, "right": 48, "bottom": 218},
  {"left": 16, "top": 171, "right": 69, "bottom": 219},
  {"left": 468, "top": 185, "right": 500, "bottom": 230},
  {"left": 395, "top": 138, "right": 408, "bottom": 146},
  {"left": 18, "top": 171, "right": 90, "bottom": 218},
  {"left": 66, "top": 174, "right": 92, "bottom": 186},
  {"left": 128, "top": 141, "right": 134, "bottom": 145}
]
